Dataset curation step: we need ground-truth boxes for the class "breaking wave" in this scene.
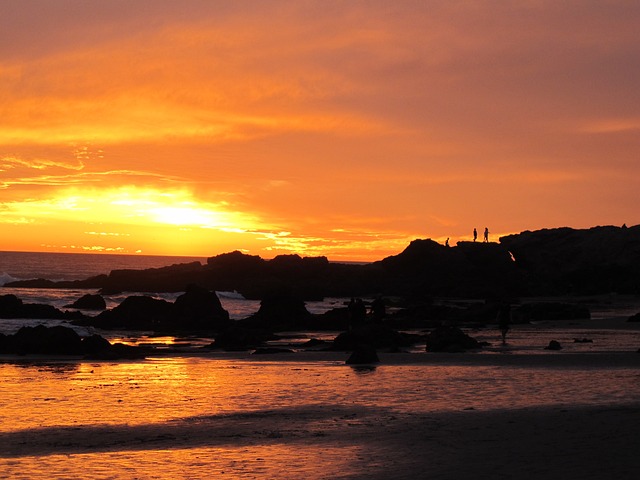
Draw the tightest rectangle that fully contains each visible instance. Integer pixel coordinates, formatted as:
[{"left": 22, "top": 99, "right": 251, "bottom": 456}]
[{"left": 0, "top": 272, "right": 19, "bottom": 286}]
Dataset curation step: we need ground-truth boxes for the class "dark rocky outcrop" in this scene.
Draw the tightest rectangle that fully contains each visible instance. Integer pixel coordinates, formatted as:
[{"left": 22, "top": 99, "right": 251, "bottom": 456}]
[
  {"left": 628, "top": 313, "right": 640, "bottom": 322},
  {"left": 0, "top": 294, "right": 84, "bottom": 321},
  {"left": 5, "top": 224, "right": 640, "bottom": 299},
  {"left": 0, "top": 325, "right": 146, "bottom": 359},
  {"left": 75, "top": 286, "right": 231, "bottom": 332},
  {"left": 83, "top": 295, "right": 175, "bottom": 330},
  {"left": 545, "top": 340, "right": 563, "bottom": 350},
  {"left": 65, "top": 294, "right": 106, "bottom": 310},
  {"left": 500, "top": 225, "right": 640, "bottom": 295},
  {"left": 173, "top": 284, "right": 231, "bottom": 330},
  {"left": 207, "top": 326, "right": 275, "bottom": 351},
  {"left": 332, "top": 324, "right": 418, "bottom": 351},
  {"left": 374, "top": 239, "right": 523, "bottom": 299},
  {"left": 238, "top": 292, "right": 312, "bottom": 331},
  {"left": 425, "top": 326, "right": 482, "bottom": 352},
  {"left": 346, "top": 344, "right": 380, "bottom": 364}
]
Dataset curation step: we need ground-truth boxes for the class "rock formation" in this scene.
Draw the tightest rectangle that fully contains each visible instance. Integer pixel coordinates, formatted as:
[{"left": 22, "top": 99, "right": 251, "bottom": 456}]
[{"left": 5, "top": 224, "right": 640, "bottom": 299}]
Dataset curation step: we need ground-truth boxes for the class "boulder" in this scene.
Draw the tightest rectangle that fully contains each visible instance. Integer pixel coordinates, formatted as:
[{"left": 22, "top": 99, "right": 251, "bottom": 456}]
[
  {"left": 628, "top": 313, "right": 640, "bottom": 322},
  {"left": 65, "top": 294, "right": 106, "bottom": 310},
  {"left": 208, "top": 326, "right": 275, "bottom": 351},
  {"left": 240, "top": 292, "right": 312, "bottom": 330},
  {"left": 333, "top": 324, "right": 415, "bottom": 351},
  {"left": 346, "top": 344, "right": 380, "bottom": 365},
  {"left": 0, "top": 326, "right": 145, "bottom": 358},
  {"left": 6, "top": 325, "right": 83, "bottom": 355},
  {"left": 173, "top": 284, "right": 231, "bottom": 329},
  {"left": 425, "top": 326, "right": 482, "bottom": 352},
  {"left": 81, "top": 334, "right": 113, "bottom": 356},
  {"left": 0, "top": 294, "right": 23, "bottom": 316},
  {"left": 0, "top": 294, "right": 77, "bottom": 320},
  {"left": 90, "top": 295, "right": 174, "bottom": 330},
  {"left": 545, "top": 340, "right": 563, "bottom": 350}
]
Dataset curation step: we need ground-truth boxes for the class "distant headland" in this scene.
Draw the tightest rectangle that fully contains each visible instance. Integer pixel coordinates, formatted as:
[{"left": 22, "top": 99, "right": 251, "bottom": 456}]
[{"left": 5, "top": 225, "right": 640, "bottom": 299}]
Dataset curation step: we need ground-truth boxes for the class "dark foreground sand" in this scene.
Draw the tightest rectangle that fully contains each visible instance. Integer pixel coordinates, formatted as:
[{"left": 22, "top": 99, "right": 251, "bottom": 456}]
[{"left": 2, "top": 401, "right": 639, "bottom": 479}]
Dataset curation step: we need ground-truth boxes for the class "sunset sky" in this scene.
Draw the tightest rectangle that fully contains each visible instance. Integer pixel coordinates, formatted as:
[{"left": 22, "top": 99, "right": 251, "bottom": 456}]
[{"left": 1, "top": 1, "right": 638, "bottom": 261}]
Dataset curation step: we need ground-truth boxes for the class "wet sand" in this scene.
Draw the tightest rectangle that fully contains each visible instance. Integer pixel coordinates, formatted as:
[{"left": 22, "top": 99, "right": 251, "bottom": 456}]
[
  {"left": 2, "top": 312, "right": 640, "bottom": 478},
  {"left": 2, "top": 402, "right": 639, "bottom": 479}
]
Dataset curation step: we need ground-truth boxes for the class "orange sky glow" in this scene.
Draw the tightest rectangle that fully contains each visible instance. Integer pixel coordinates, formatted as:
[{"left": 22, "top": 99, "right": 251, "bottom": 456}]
[{"left": 1, "top": 1, "right": 639, "bottom": 261}]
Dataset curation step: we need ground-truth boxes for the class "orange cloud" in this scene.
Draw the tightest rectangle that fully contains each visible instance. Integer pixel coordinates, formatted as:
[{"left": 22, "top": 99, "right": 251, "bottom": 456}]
[{"left": 0, "top": 1, "right": 638, "bottom": 259}]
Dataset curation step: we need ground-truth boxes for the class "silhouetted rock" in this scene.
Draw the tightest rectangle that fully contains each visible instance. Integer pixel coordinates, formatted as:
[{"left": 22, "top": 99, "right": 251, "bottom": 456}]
[
  {"left": 5, "top": 224, "right": 640, "bottom": 299},
  {"left": 425, "top": 326, "right": 482, "bottom": 352},
  {"left": 501, "top": 225, "right": 640, "bottom": 295},
  {"left": 239, "top": 292, "right": 312, "bottom": 331},
  {"left": 628, "top": 313, "right": 640, "bottom": 322},
  {"left": 375, "top": 239, "right": 523, "bottom": 299},
  {"left": 313, "top": 307, "right": 351, "bottom": 330},
  {"left": 545, "top": 340, "right": 563, "bottom": 350},
  {"left": 173, "top": 284, "right": 231, "bottom": 330},
  {"left": 77, "top": 287, "right": 231, "bottom": 332},
  {"left": 0, "top": 294, "right": 83, "bottom": 321},
  {"left": 332, "top": 324, "right": 416, "bottom": 351},
  {"left": 0, "top": 325, "right": 147, "bottom": 359},
  {"left": 65, "top": 294, "right": 106, "bottom": 310},
  {"left": 88, "top": 295, "right": 174, "bottom": 330},
  {"left": 208, "top": 326, "right": 275, "bottom": 351},
  {"left": 346, "top": 344, "right": 380, "bottom": 364},
  {"left": 10, "top": 325, "right": 83, "bottom": 355},
  {"left": 81, "top": 334, "right": 113, "bottom": 355},
  {"left": 98, "top": 261, "right": 205, "bottom": 293},
  {"left": 0, "top": 294, "right": 23, "bottom": 314}
]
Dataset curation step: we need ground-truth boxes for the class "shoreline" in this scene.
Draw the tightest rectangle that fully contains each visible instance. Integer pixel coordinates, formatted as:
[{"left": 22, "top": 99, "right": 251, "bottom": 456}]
[{"left": 3, "top": 349, "right": 640, "bottom": 368}]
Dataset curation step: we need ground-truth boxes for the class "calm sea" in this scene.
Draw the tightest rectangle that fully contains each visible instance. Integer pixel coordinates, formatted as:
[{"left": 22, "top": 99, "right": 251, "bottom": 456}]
[{"left": 0, "top": 250, "right": 208, "bottom": 284}]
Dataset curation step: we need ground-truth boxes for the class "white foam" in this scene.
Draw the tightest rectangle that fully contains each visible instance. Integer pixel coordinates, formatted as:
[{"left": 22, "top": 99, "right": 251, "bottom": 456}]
[
  {"left": 0, "top": 272, "right": 19, "bottom": 286},
  {"left": 216, "top": 290, "right": 246, "bottom": 300}
]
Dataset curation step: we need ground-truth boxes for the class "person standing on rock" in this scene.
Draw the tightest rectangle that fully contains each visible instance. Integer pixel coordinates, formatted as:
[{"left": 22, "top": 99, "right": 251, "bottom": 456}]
[
  {"left": 473, "top": 228, "right": 477, "bottom": 242},
  {"left": 483, "top": 227, "right": 489, "bottom": 243}
]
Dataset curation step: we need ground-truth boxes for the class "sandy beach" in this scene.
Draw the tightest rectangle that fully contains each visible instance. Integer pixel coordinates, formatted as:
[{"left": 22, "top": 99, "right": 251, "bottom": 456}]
[
  {"left": 2, "top": 345, "right": 640, "bottom": 479},
  {"left": 2, "top": 399, "right": 639, "bottom": 479}
]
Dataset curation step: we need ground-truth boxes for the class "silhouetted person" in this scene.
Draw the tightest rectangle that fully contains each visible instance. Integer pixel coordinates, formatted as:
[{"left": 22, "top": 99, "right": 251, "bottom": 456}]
[
  {"left": 483, "top": 227, "right": 489, "bottom": 243},
  {"left": 370, "top": 295, "right": 386, "bottom": 322},
  {"left": 473, "top": 228, "right": 477, "bottom": 242},
  {"left": 497, "top": 304, "right": 511, "bottom": 344},
  {"left": 445, "top": 238, "right": 450, "bottom": 247}
]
